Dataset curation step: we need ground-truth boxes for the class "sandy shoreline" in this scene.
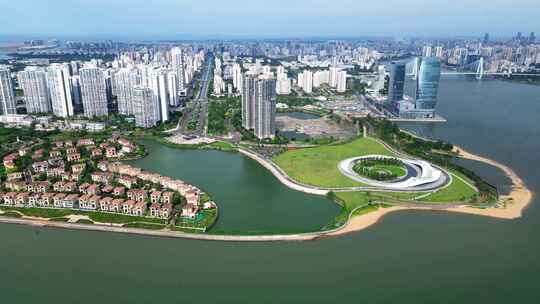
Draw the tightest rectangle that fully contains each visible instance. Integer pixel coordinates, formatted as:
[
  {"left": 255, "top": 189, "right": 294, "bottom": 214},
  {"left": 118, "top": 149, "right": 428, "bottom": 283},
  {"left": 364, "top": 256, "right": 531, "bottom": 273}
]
[
  {"left": 330, "top": 146, "right": 534, "bottom": 236},
  {"left": 448, "top": 146, "right": 534, "bottom": 219},
  {"left": 0, "top": 143, "right": 532, "bottom": 241}
]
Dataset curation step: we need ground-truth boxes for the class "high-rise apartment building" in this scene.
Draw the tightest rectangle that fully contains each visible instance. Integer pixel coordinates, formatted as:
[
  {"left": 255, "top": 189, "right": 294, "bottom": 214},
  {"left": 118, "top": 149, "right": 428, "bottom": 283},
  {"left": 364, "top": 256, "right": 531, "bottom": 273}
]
[
  {"left": 329, "top": 67, "right": 339, "bottom": 88},
  {"left": 166, "top": 71, "right": 178, "bottom": 107},
  {"left": 313, "top": 70, "right": 329, "bottom": 88},
  {"left": 114, "top": 68, "right": 139, "bottom": 116},
  {"left": 132, "top": 86, "right": 159, "bottom": 128},
  {"left": 171, "top": 47, "right": 185, "bottom": 96},
  {"left": 80, "top": 67, "right": 108, "bottom": 117},
  {"left": 242, "top": 73, "right": 276, "bottom": 139},
  {"left": 18, "top": 67, "right": 51, "bottom": 113},
  {"left": 422, "top": 46, "right": 433, "bottom": 57},
  {"left": 46, "top": 64, "right": 74, "bottom": 117},
  {"left": 242, "top": 74, "right": 257, "bottom": 130},
  {"left": 0, "top": 67, "right": 17, "bottom": 115},
  {"left": 276, "top": 73, "right": 291, "bottom": 95},
  {"left": 298, "top": 70, "right": 313, "bottom": 93},
  {"left": 435, "top": 46, "right": 444, "bottom": 58},
  {"left": 336, "top": 71, "right": 347, "bottom": 93},
  {"left": 255, "top": 77, "right": 276, "bottom": 139},
  {"left": 154, "top": 69, "right": 170, "bottom": 122},
  {"left": 232, "top": 63, "right": 243, "bottom": 92}
]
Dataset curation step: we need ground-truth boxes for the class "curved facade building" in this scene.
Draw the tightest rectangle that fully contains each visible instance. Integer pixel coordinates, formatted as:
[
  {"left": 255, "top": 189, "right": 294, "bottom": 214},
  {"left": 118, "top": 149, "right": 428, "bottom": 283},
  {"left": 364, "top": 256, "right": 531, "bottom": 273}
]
[{"left": 415, "top": 57, "right": 441, "bottom": 111}]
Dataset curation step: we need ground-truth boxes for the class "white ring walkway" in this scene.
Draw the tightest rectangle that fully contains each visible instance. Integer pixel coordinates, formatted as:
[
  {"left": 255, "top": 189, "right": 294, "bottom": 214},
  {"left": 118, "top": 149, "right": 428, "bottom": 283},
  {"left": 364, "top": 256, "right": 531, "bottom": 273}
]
[{"left": 338, "top": 155, "right": 444, "bottom": 190}]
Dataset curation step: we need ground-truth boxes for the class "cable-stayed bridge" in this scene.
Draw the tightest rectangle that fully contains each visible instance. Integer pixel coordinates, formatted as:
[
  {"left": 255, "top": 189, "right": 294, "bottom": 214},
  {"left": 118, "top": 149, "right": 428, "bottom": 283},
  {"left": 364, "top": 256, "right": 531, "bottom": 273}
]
[{"left": 408, "top": 57, "right": 540, "bottom": 80}]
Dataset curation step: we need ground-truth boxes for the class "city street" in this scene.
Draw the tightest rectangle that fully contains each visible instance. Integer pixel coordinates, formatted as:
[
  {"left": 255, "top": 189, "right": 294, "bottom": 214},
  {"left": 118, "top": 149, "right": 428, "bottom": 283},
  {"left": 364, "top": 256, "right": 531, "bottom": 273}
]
[{"left": 178, "top": 56, "right": 213, "bottom": 136}]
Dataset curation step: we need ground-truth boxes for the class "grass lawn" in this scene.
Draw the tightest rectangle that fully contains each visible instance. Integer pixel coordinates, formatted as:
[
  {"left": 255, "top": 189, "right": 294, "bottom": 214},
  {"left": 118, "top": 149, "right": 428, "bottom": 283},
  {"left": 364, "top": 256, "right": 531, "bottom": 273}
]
[
  {"left": 335, "top": 192, "right": 372, "bottom": 211},
  {"left": 123, "top": 222, "right": 166, "bottom": 230},
  {"left": 352, "top": 204, "right": 381, "bottom": 216},
  {"left": 84, "top": 212, "right": 167, "bottom": 225},
  {"left": 0, "top": 211, "right": 22, "bottom": 218},
  {"left": 371, "top": 164, "right": 407, "bottom": 177},
  {"left": 0, "top": 207, "right": 73, "bottom": 218},
  {"left": 206, "top": 141, "right": 235, "bottom": 151},
  {"left": 0, "top": 206, "right": 166, "bottom": 225},
  {"left": 273, "top": 137, "right": 396, "bottom": 188},
  {"left": 323, "top": 192, "right": 396, "bottom": 230},
  {"left": 420, "top": 173, "right": 477, "bottom": 203},
  {"left": 354, "top": 163, "right": 407, "bottom": 181},
  {"left": 49, "top": 217, "right": 70, "bottom": 222}
]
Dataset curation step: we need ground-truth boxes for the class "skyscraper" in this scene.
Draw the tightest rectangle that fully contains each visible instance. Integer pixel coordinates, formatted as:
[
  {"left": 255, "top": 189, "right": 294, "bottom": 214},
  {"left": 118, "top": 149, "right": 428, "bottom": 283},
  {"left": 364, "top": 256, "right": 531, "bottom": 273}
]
[
  {"left": 166, "top": 71, "right": 178, "bottom": 107},
  {"left": 329, "top": 67, "right": 339, "bottom": 88},
  {"left": 415, "top": 57, "right": 441, "bottom": 113},
  {"left": 71, "top": 76, "right": 82, "bottom": 112},
  {"left": 0, "top": 66, "right": 17, "bottom": 115},
  {"left": 232, "top": 63, "right": 243, "bottom": 92},
  {"left": 422, "top": 46, "right": 433, "bottom": 57},
  {"left": 483, "top": 33, "right": 490, "bottom": 44},
  {"left": 255, "top": 77, "right": 276, "bottom": 139},
  {"left": 388, "top": 62, "right": 406, "bottom": 103},
  {"left": 132, "top": 86, "right": 159, "bottom": 128},
  {"left": 171, "top": 47, "right": 185, "bottom": 96},
  {"left": 114, "top": 68, "right": 138, "bottom": 116},
  {"left": 154, "top": 69, "right": 170, "bottom": 122},
  {"left": 313, "top": 70, "right": 329, "bottom": 88},
  {"left": 46, "top": 64, "right": 74, "bottom": 117},
  {"left": 80, "top": 67, "right": 108, "bottom": 117},
  {"left": 242, "top": 73, "right": 276, "bottom": 139},
  {"left": 18, "top": 67, "right": 51, "bottom": 113},
  {"left": 276, "top": 73, "right": 291, "bottom": 95},
  {"left": 434, "top": 46, "right": 444, "bottom": 58},
  {"left": 299, "top": 70, "right": 313, "bottom": 93},
  {"left": 242, "top": 73, "right": 257, "bottom": 130},
  {"left": 336, "top": 71, "right": 347, "bottom": 93}
]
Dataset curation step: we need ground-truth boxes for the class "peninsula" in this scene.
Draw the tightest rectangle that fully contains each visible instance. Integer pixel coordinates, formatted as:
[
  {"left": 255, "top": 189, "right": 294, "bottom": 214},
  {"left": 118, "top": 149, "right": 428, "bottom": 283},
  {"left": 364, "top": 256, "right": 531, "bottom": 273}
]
[{"left": 0, "top": 117, "right": 532, "bottom": 241}]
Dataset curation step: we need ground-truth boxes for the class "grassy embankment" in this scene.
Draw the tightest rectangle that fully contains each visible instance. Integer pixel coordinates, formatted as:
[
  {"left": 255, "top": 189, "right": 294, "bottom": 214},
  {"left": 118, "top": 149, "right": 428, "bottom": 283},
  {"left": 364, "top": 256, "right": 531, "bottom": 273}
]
[
  {"left": 273, "top": 137, "right": 395, "bottom": 188},
  {"left": 421, "top": 172, "right": 477, "bottom": 203},
  {"left": 273, "top": 137, "right": 477, "bottom": 202},
  {"left": 0, "top": 206, "right": 167, "bottom": 225},
  {"left": 273, "top": 136, "right": 479, "bottom": 229},
  {"left": 141, "top": 135, "right": 236, "bottom": 152}
]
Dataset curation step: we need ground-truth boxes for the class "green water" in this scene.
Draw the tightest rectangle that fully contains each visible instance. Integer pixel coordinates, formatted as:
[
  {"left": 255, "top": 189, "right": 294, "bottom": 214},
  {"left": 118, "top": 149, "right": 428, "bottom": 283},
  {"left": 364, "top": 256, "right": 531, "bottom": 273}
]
[
  {"left": 125, "top": 142, "right": 341, "bottom": 233},
  {"left": 1, "top": 76, "right": 540, "bottom": 303}
]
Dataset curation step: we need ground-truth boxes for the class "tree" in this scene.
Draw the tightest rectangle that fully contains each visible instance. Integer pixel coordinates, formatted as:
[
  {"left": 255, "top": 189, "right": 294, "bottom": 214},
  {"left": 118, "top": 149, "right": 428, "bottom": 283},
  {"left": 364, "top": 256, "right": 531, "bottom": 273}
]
[{"left": 326, "top": 191, "right": 337, "bottom": 201}]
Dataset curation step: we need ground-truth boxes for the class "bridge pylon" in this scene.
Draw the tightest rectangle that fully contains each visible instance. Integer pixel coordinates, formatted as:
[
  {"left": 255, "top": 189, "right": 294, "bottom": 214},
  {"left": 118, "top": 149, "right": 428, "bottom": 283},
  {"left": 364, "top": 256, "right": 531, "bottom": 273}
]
[{"left": 476, "top": 57, "right": 484, "bottom": 80}]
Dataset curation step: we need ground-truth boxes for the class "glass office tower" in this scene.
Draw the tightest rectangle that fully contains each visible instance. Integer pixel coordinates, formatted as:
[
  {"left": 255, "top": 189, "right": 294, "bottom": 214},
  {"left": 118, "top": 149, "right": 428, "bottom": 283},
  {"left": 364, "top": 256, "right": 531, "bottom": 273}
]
[
  {"left": 415, "top": 57, "right": 441, "bottom": 111},
  {"left": 388, "top": 62, "right": 406, "bottom": 103}
]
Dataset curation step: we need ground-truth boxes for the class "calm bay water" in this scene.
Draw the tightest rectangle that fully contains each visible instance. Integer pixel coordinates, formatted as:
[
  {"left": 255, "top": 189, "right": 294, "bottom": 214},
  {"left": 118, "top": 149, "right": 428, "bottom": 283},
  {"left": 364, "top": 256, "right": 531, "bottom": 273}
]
[
  {"left": 125, "top": 144, "right": 340, "bottom": 233},
  {"left": 1, "top": 76, "right": 540, "bottom": 303}
]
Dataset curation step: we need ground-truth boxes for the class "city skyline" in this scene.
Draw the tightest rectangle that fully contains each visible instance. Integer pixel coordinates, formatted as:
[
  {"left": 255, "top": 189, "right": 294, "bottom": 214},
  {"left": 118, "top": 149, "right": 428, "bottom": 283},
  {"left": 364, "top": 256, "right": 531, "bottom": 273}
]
[{"left": 1, "top": 0, "right": 539, "bottom": 39}]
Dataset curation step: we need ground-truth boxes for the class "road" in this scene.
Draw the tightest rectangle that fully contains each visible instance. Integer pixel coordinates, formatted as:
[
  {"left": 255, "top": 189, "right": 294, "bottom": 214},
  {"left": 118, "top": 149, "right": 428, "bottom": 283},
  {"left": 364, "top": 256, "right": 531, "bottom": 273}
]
[
  {"left": 175, "top": 56, "right": 213, "bottom": 136},
  {"left": 358, "top": 94, "right": 385, "bottom": 117}
]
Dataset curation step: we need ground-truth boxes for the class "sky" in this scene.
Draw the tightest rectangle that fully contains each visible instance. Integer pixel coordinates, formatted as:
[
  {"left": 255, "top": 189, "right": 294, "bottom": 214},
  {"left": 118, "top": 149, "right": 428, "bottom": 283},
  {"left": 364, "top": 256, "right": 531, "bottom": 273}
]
[{"left": 1, "top": 0, "right": 539, "bottom": 39}]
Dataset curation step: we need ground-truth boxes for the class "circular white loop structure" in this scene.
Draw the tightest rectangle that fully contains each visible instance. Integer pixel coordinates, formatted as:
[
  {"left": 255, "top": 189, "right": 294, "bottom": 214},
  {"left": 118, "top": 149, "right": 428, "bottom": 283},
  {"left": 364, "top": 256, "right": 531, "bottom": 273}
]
[{"left": 338, "top": 155, "right": 448, "bottom": 191}]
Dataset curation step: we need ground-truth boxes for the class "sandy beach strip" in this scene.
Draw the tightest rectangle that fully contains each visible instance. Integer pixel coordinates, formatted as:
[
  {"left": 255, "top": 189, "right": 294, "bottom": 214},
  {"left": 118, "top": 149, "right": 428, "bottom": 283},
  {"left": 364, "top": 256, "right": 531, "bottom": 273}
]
[
  {"left": 449, "top": 146, "right": 534, "bottom": 219},
  {"left": 329, "top": 146, "right": 534, "bottom": 236}
]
